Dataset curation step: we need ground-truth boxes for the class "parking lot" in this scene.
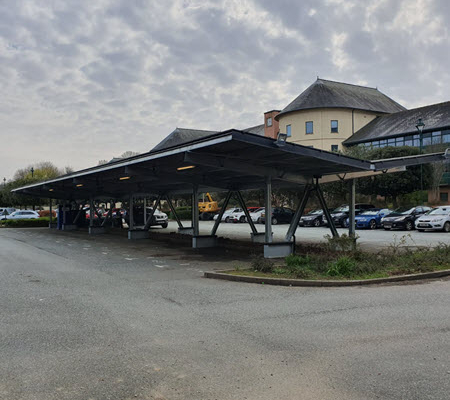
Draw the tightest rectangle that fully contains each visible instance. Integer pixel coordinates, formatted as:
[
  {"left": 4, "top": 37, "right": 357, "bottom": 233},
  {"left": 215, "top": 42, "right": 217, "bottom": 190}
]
[
  {"left": 164, "top": 220, "right": 450, "bottom": 250},
  {"left": 1, "top": 227, "right": 449, "bottom": 400}
]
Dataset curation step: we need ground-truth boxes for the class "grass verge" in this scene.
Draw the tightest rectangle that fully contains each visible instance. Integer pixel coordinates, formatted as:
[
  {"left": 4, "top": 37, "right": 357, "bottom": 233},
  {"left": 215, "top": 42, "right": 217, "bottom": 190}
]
[{"left": 228, "top": 235, "right": 450, "bottom": 281}]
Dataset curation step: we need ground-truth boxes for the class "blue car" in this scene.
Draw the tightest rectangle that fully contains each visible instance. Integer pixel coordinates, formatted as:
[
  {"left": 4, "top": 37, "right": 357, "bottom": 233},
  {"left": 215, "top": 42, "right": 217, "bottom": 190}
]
[{"left": 347, "top": 209, "right": 392, "bottom": 229}]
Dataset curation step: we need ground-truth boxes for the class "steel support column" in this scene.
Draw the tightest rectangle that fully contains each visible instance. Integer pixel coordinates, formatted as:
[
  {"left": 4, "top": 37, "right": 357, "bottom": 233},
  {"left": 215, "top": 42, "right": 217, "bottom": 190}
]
[
  {"left": 166, "top": 194, "right": 183, "bottom": 229},
  {"left": 211, "top": 190, "right": 232, "bottom": 236},
  {"left": 143, "top": 195, "right": 162, "bottom": 230},
  {"left": 235, "top": 190, "right": 258, "bottom": 235},
  {"left": 348, "top": 179, "right": 356, "bottom": 237},
  {"left": 49, "top": 199, "right": 53, "bottom": 227},
  {"left": 285, "top": 184, "right": 311, "bottom": 242},
  {"left": 63, "top": 200, "right": 68, "bottom": 225},
  {"left": 143, "top": 198, "right": 147, "bottom": 225},
  {"left": 264, "top": 176, "right": 273, "bottom": 243},
  {"left": 192, "top": 185, "right": 200, "bottom": 236},
  {"left": 73, "top": 203, "right": 83, "bottom": 224},
  {"left": 129, "top": 194, "right": 134, "bottom": 230},
  {"left": 89, "top": 198, "right": 95, "bottom": 227},
  {"left": 315, "top": 178, "right": 339, "bottom": 238}
]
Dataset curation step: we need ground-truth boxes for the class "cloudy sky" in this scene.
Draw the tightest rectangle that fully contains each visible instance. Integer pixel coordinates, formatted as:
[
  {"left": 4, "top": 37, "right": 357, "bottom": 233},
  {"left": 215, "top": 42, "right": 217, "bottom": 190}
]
[{"left": 1, "top": 0, "right": 449, "bottom": 179}]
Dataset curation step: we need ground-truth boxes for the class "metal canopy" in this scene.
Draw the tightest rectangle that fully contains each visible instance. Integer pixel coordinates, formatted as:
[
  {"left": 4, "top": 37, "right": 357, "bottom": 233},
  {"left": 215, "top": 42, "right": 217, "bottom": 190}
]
[{"left": 12, "top": 130, "right": 449, "bottom": 201}]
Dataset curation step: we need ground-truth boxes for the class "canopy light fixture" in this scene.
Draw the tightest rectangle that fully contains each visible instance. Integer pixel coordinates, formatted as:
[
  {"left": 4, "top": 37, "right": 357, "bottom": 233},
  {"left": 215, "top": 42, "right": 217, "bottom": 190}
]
[
  {"left": 119, "top": 176, "right": 131, "bottom": 180},
  {"left": 76, "top": 184, "right": 83, "bottom": 187},
  {"left": 275, "top": 132, "right": 288, "bottom": 147},
  {"left": 177, "top": 165, "right": 195, "bottom": 171},
  {"left": 49, "top": 188, "right": 54, "bottom": 192}
]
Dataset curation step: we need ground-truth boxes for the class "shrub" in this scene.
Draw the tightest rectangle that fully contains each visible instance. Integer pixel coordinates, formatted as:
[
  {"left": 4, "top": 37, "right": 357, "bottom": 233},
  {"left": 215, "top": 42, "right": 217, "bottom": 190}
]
[
  {"left": 324, "top": 234, "right": 358, "bottom": 252},
  {"left": 38, "top": 210, "right": 56, "bottom": 217},
  {"left": 251, "top": 256, "right": 274, "bottom": 273},
  {"left": 0, "top": 217, "right": 52, "bottom": 228},
  {"left": 169, "top": 206, "right": 192, "bottom": 220},
  {"left": 285, "top": 254, "right": 313, "bottom": 278},
  {"left": 327, "top": 256, "right": 357, "bottom": 277}
]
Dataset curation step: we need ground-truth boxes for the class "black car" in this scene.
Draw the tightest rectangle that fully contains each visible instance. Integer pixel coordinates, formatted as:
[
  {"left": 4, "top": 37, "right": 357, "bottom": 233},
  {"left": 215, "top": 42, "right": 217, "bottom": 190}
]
[
  {"left": 260, "top": 207, "right": 295, "bottom": 225},
  {"left": 381, "top": 206, "right": 431, "bottom": 231},
  {"left": 299, "top": 209, "right": 331, "bottom": 227},
  {"left": 324, "top": 203, "right": 376, "bottom": 228}
]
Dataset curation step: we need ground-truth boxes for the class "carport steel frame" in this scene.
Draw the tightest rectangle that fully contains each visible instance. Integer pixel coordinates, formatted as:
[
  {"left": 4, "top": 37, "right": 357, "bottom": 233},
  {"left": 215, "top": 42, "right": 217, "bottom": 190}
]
[{"left": 12, "top": 130, "right": 449, "bottom": 258}]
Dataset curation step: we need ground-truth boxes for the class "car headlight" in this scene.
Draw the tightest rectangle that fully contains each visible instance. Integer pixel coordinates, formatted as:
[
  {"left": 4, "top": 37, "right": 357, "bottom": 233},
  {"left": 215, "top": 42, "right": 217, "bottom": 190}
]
[
  {"left": 396, "top": 216, "right": 407, "bottom": 221},
  {"left": 431, "top": 218, "right": 443, "bottom": 222}
]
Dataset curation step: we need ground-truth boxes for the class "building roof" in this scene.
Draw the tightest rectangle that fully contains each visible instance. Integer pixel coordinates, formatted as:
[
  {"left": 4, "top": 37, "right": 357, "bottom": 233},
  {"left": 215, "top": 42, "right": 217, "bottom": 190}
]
[
  {"left": 242, "top": 124, "right": 265, "bottom": 136},
  {"left": 275, "top": 79, "right": 406, "bottom": 120},
  {"left": 152, "top": 124, "right": 265, "bottom": 152},
  {"left": 152, "top": 128, "right": 218, "bottom": 152},
  {"left": 344, "top": 101, "right": 450, "bottom": 145}
]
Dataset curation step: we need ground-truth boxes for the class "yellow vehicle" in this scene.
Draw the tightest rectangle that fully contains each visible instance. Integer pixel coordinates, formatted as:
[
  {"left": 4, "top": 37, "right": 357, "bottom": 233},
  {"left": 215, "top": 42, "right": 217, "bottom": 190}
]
[{"left": 198, "top": 193, "right": 220, "bottom": 220}]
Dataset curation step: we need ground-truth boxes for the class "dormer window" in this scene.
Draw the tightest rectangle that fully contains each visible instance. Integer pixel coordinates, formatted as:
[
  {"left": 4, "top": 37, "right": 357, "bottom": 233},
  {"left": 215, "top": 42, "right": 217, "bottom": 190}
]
[{"left": 266, "top": 117, "right": 273, "bottom": 127}]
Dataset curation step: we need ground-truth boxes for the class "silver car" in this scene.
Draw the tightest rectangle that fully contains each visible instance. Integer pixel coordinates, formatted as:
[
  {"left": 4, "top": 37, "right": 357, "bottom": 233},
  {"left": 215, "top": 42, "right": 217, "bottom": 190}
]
[{"left": 415, "top": 206, "right": 450, "bottom": 232}]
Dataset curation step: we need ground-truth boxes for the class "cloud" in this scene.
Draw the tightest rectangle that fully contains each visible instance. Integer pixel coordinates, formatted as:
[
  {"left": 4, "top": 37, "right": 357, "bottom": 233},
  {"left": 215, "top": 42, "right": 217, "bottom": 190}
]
[{"left": 0, "top": 0, "right": 449, "bottom": 179}]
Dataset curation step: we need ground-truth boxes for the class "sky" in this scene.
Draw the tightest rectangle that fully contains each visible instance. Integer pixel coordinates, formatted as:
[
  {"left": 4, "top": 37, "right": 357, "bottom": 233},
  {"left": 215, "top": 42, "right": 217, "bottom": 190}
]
[{"left": 1, "top": 0, "right": 449, "bottom": 180}]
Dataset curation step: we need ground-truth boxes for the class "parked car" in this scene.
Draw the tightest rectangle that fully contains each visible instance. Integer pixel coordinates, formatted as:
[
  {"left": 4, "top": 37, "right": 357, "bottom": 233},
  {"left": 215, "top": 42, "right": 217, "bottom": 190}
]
[
  {"left": 415, "top": 206, "right": 450, "bottom": 232},
  {"left": 124, "top": 206, "right": 168, "bottom": 228},
  {"left": 228, "top": 207, "right": 264, "bottom": 223},
  {"left": 350, "top": 208, "right": 392, "bottom": 229},
  {"left": 0, "top": 210, "right": 40, "bottom": 220},
  {"left": 381, "top": 206, "right": 432, "bottom": 231},
  {"left": 299, "top": 209, "right": 331, "bottom": 227},
  {"left": 260, "top": 207, "right": 295, "bottom": 225},
  {"left": 323, "top": 203, "right": 376, "bottom": 228},
  {"left": 250, "top": 207, "right": 265, "bottom": 224},
  {"left": 0, "top": 207, "right": 16, "bottom": 218},
  {"left": 213, "top": 208, "right": 242, "bottom": 223}
]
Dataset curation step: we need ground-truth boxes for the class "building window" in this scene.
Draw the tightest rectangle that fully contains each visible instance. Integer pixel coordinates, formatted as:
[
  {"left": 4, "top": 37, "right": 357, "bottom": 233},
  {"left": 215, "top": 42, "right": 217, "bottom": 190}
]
[
  {"left": 306, "top": 121, "right": 313, "bottom": 134},
  {"left": 440, "top": 192, "right": 449, "bottom": 202},
  {"left": 331, "top": 145, "right": 338, "bottom": 152},
  {"left": 388, "top": 138, "right": 395, "bottom": 147},
  {"left": 331, "top": 120, "right": 338, "bottom": 133},
  {"left": 266, "top": 117, "right": 272, "bottom": 127},
  {"left": 286, "top": 124, "right": 291, "bottom": 137}
]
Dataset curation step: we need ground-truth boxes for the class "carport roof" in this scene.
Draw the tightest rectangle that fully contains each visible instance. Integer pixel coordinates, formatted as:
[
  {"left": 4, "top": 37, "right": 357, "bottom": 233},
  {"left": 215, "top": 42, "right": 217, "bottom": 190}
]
[{"left": 12, "top": 129, "right": 448, "bottom": 201}]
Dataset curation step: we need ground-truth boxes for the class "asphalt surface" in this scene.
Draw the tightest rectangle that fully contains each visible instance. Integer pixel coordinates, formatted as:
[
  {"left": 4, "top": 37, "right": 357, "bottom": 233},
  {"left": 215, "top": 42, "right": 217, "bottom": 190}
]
[
  {"left": 1, "top": 228, "right": 449, "bottom": 400},
  {"left": 164, "top": 220, "right": 450, "bottom": 250}
]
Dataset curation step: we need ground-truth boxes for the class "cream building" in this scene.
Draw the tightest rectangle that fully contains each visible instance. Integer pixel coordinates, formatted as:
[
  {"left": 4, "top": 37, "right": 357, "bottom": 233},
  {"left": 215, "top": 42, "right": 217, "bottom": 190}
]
[{"left": 269, "top": 79, "right": 405, "bottom": 152}]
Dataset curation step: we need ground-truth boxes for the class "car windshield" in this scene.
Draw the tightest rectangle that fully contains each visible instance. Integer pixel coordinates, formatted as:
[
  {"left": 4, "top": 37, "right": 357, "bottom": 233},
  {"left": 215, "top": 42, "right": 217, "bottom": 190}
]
[
  {"left": 251, "top": 208, "right": 263, "bottom": 213},
  {"left": 307, "top": 210, "right": 322, "bottom": 215},
  {"left": 333, "top": 206, "right": 348, "bottom": 212},
  {"left": 428, "top": 208, "right": 450, "bottom": 215},
  {"left": 394, "top": 207, "right": 414, "bottom": 215}
]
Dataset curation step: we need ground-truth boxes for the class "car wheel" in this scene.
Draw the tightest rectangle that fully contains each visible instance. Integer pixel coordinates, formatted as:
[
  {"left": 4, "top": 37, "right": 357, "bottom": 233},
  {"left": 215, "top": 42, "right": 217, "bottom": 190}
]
[
  {"left": 239, "top": 216, "right": 246, "bottom": 223},
  {"left": 342, "top": 218, "right": 349, "bottom": 228},
  {"left": 443, "top": 221, "right": 450, "bottom": 233},
  {"left": 369, "top": 219, "right": 377, "bottom": 229},
  {"left": 272, "top": 217, "right": 278, "bottom": 225},
  {"left": 225, "top": 217, "right": 230, "bottom": 223},
  {"left": 405, "top": 221, "right": 413, "bottom": 231},
  {"left": 161, "top": 222, "right": 168, "bottom": 228}
]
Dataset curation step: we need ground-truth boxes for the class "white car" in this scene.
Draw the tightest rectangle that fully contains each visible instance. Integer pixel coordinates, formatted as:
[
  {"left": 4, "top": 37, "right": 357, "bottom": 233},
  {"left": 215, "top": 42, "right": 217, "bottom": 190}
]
[
  {"left": 1, "top": 210, "right": 40, "bottom": 220},
  {"left": 213, "top": 208, "right": 242, "bottom": 223},
  {"left": 249, "top": 208, "right": 265, "bottom": 224},
  {"left": 415, "top": 206, "right": 450, "bottom": 232}
]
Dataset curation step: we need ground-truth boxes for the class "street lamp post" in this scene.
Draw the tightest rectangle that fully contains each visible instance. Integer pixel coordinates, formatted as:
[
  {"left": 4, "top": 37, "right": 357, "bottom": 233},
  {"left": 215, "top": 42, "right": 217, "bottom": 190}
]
[{"left": 415, "top": 118, "right": 425, "bottom": 191}]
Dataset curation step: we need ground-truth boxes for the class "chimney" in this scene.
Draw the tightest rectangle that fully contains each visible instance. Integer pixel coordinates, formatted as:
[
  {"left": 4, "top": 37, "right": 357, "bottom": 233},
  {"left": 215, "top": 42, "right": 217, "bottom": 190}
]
[{"left": 264, "top": 110, "right": 280, "bottom": 139}]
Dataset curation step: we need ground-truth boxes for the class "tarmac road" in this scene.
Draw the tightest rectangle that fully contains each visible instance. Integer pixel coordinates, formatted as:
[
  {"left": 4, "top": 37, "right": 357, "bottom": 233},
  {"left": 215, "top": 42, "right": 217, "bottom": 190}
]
[
  {"left": 0, "top": 228, "right": 449, "bottom": 400},
  {"left": 165, "top": 220, "right": 450, "bottom": 250}
]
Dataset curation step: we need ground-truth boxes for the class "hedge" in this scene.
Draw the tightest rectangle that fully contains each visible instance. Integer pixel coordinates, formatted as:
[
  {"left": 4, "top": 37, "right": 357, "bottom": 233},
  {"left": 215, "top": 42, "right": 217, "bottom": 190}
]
[
  {"left": 168, "top": 206, "right": 192, "bottom": 220},
  {"left": 0, "top": 217, "right": 53, "bottom": 228}
]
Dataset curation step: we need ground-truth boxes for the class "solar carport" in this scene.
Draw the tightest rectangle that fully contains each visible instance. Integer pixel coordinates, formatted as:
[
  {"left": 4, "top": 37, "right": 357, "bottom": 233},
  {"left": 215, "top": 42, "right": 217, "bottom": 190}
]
[{"left": 13, "top": 130, "right": 449, "bottom": 257}]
